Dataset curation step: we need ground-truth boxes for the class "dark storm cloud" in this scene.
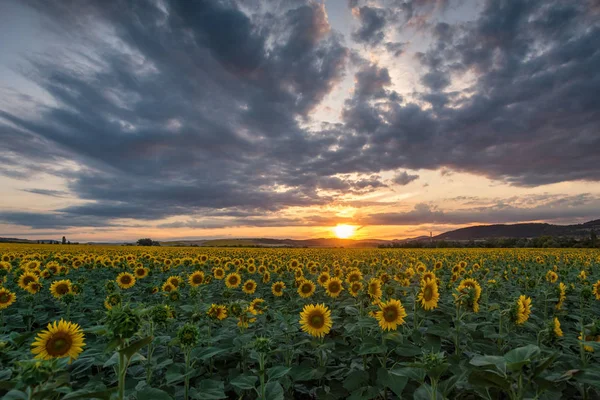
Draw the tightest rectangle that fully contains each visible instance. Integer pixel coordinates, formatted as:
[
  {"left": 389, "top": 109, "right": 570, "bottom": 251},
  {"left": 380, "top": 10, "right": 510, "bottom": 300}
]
[{"left": 1, "top": 0, "right": 600, "bottom": 230}]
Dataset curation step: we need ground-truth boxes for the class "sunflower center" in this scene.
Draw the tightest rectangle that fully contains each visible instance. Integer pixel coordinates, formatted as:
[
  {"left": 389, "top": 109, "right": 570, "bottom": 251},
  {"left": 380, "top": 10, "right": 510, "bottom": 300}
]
[
  {"left": 46, "top": 334, "right": 72, "bottom": 357},
  {"left": 121, "top": 276, "right": 132, "bottom": 284},
  {"left": 24, "top": 276, "right": 35, "bottom": 285},
  {"left": 423, "top": 286, "right": 433, "bottom": 301},
  {"left": 301, "top": 284, "right": 311, "bottom": 293},
  {"left": 193, "top": 276, "right": 202, "bottom": 284},
  {"left": 310, "top": 313, "right": 325, "bottom": 328},
  {"left": 56, "top": 284, "right": 69, "bottom": 295},
  {"left": 383, "top": 306, "right": 398, "bottom": 322},
  {"left": 0, "top": 293, "right": 10, "bottom": 303},
  {"left": 329, "top": 282, "right": 341, "bottom": 293}
]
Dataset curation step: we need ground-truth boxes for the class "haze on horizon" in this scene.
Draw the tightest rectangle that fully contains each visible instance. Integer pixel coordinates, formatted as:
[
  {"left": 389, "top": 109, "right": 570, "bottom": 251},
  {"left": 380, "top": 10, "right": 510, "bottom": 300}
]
[{"left": 1, "top": 0, "right": 599, "bottom": 243}]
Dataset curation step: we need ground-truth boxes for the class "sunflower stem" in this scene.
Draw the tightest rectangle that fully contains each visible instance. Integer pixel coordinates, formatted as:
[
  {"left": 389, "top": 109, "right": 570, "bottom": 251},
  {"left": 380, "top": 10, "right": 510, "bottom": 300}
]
[{"left": 184, "top": 348, "right": 191, "bottom": 400}]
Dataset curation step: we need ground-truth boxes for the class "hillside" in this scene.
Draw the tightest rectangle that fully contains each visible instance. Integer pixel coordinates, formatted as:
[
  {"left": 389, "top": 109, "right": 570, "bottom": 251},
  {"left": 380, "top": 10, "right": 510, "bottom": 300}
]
[{"left": 435, "top": 219, "right": 600, "bottom": 241}]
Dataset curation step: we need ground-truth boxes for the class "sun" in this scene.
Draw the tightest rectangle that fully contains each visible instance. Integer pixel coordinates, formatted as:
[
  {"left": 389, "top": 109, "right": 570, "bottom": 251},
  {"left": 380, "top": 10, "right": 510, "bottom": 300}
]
[{"left": 334, "top": 224, "right": 356, "bottom": 239}]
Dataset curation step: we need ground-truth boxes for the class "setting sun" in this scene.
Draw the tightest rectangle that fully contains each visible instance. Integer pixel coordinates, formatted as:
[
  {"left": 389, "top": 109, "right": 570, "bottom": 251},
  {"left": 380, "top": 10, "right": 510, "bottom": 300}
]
[{"left": 334, "top": 224, "right": 356, "bottom": 239}]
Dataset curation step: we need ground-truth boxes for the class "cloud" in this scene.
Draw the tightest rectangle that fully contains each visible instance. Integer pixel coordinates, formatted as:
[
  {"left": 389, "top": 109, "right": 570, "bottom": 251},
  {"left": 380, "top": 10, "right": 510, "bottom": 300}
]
[
  {"left": 351, "top": 6, "right": 388, "bottom": 46},
  {"left": 21, "top": 189, "right": 69, "bottom": 197},
  {"left": 393, "top": 171, "right": 419, "bottom": 185},
  {"left": 360, "top": 194, "right": 600, "bottom": 226}
]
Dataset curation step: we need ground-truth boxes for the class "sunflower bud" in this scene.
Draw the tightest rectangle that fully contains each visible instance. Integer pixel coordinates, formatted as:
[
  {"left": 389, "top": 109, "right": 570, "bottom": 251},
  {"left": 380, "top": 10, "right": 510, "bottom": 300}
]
[
  {"left": 106, "top": 305, "right": 141, "bottom": 340},
  {"left": 177, "top": 323, "right": 200, "bottom": 348}
]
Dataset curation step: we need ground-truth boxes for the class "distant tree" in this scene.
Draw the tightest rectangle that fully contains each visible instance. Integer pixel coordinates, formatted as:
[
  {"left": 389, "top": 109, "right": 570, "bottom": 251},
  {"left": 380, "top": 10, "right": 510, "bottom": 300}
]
[
  {"left": 62, "top": 236, "right": 67, "bottom": 245},
  {"left": 137, "top": 238, "right": 160, "bottom": 246},
  {"left": 591, "top": 230, "right": 597, "bottom": 247},
  {"left": 67, "top": 241, "right": 71, "bottom": 245}
]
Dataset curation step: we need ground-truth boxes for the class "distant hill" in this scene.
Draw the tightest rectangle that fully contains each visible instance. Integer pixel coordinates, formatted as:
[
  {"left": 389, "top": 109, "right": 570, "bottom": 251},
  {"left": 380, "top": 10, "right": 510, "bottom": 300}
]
[
  {"left": 434, "top": 219, "right": 600, "bottom": 241},
  {"left": 161, "top": 237, "right": 392, "bottom": 248}
]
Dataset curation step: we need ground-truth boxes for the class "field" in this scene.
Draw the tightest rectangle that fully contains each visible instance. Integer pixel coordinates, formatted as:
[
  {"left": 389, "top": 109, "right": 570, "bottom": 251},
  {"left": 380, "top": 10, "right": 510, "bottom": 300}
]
[{"left": 1, "top": 245, "right": 600, "bottom": 399}]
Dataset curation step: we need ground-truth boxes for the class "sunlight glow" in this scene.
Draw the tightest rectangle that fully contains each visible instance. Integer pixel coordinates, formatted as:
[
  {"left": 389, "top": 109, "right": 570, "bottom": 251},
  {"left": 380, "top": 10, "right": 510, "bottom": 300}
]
[{"left": 334, "top": 224, "right": 356, "bottom": 239}]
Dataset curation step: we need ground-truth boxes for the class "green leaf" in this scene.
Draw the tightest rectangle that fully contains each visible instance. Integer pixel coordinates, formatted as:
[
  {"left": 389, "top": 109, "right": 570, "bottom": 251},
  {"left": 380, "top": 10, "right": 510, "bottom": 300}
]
[
  {"left": 196, "top": 347, "right": 227, "bottom": 361},
  {"left": 193, "top": 380, "right": 227, "bottom": 400},
  {"left": 377, "top": 367, "right": 407, "bottom": 398},
  {"left": 102, "top": 352, "right": 119, "bottom": 368},
  {"left": 2, "top": 390, "right": 27, "bottom": 400},
  {"left": 389, "top": 367, "right": 426, "bottom": 383},
  {"left": 468, "top": 370, "right": 511, "bottom": 392},
  {"left": 470, "top": 355, "right": 507, "bottom": 374},
  {"left": 230, "top": 374, "right": 258, "bottom": 390},
  {"left": 137, "top": 387, "right": 173, "bottom": 400},
  {"left": 289, "top": 365, "right": 314, "bottom": 381},
  {"left": 119, "top": 336, "right": 153, "bottom": 359},
  {"left": 62, "top": 388, "right": 117, "bottom": 400},
  {"left": 504, "top": 344, "right": 540, "bottom": 371},
  {"left": 393, "top": 343, "right": 423, "bottom": 357},
  {"left": 343, "top": 370, "right": 369, "bottom": 392},
  {"left": 532, "top": 353, "right": 558, "bottom": 378},
  {"left": 165, "top": 364, "right": 186, "bottom": 384},
  {"left": 267, "top": 366, "right": 291, "bottom": 381},
  {"left": 357, "top": 341, "right": 387, "bottom": 355},
  {"left": 264, "top": 381, "right": 284, "bottom": 400}
]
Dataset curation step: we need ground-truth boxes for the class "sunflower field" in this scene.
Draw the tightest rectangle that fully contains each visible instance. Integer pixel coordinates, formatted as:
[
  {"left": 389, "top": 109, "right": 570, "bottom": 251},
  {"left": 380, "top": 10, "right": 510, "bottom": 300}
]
[{"left": 1, "top": 244, "right": 600, "bottom": 399}]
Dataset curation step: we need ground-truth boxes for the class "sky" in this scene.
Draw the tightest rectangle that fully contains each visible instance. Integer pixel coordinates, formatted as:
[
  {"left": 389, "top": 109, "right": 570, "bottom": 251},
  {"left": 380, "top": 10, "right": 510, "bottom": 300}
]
[{"left": 0, "top": 0, "right": 599, "bottom": 242}]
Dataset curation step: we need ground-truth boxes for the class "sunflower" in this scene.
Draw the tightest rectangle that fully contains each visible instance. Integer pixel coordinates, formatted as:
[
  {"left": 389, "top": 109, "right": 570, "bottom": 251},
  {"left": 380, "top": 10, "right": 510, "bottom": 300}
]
[
  {"left": 207, "top": 304, "right": 227, "bottom": 320},
  {"left": 18, "top": 272, "right": 39, "bottom": 291},
  {"left": 418, "top": 278, "right": 439, "bottom": 311},
  {"left": 593, "top": 280, "right": 600, "bottom": 300},
  {"left": 188, "top": 271, "right": 205, "bottom": 287},
  {"left": 346, "top": 269, "right": 363, "bottom": 284},
  {"left": 262, "top": 271, "right": 271, "bottom": 283},
  {"left": 0, "top": 261, "right": 12, "bottom": 273},
  {"left": 50, "top": 279, "right": 72, "bottom": 299},
  {"left": 249, "top": 298, "right": 266, "bottom": 315},
  {"left": 167, "top": 275, "right": 182, "bottom": 288},
  {"left": 367, "top": 278, "right": 382, "bottom": 299},
  {"left": 297, "top": 280, "right": 316, "bottom": 298},
  {"left": 374, "top": 299, "right": 407, "bottom": 331},
  {"left": 26, "top": 281, "right": 42, "bottom": 295},
  {"left": 422, "top": 271, "right": 436, "bottom": 282},
  {"left": 299, "top": 303, "right": 332, "bottom": 338},
  {"left": 0, "top": 288, "right": 17, "bottom": 309},
  {"left": 213, "top": 267, "right": 225, "bottom": 280},
  {"left": 553, "top": 317, "right": 563, "bottom": 338},
  {"left": 454, "top": 278, "right": 482, "bottom": 313},
  {"left": 579, "top": 334, "right": 598, "bottom": 352},
  {"left": 247, "top": 264, "right": 257, "bottom": 274},
  {"left": 271, "top": 281, "right": 286, "bottom": 297},
  {"left": 318, "top": 272, "right": 330, "bottom": 286},
  {"left": 546, "top": 270, "right": 558, "bottom": 283},
  {"left": 31, "top": 319, "right": 85, "bottom": 364},
  {"left": 162, "top": 281, "right": 175, "bottom": 292},
  {"left": 515, "top": 295, "right": 532, "bottom": 325},
  {"left": 325, "top": 277, "right": 344, "bottom": 298},
  {"left": 134, "top": 267, "right": 149, "bottom": 279},
  {"left": 556, "top": 282, "right": 566, "bottom": 310},
  {"left": 225, "top": 273, "right": 241, "bottom": 289},
  {"left": 242, "top": 280, "right": 257, "bottom": 294},
  {"left": 349, "top": 281, "right": 363, "bottom": 297},
  {"left": 116, "top": 272, "right": 136, "bottom": 289}
]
